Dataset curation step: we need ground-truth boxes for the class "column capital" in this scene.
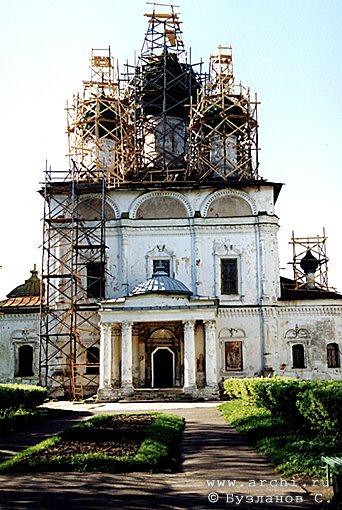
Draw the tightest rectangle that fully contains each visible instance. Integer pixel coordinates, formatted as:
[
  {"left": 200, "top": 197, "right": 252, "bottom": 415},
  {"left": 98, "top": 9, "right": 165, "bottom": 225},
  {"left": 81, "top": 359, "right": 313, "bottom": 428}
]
[
  {"left": 182, "top": 320, "right": 196, "bottom": 332},
  {"left": 121, "top": 321, "right": 133, "bottom": 334},
  {"left": 204, "top": 320, "right": 216, "bottom": 332},
  {"left": 100, "top": 322, "right": 112, "bottom": 334}
]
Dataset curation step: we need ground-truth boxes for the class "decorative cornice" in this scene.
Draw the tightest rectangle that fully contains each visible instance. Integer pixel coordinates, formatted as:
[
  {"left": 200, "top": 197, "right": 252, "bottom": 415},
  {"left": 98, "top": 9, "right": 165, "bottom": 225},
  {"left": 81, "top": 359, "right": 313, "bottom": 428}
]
[
  {"left": 218, "top": 308, "right": 260, "bottom": 318},
  {"left": 218, "top": 304, "right": 342, "bottom": 318},
  {"left": 0, "top": 315, "right": 39, "bottom": 322},
  {"left": 276, "top": 306, "right": 342, "bottom": 316}
]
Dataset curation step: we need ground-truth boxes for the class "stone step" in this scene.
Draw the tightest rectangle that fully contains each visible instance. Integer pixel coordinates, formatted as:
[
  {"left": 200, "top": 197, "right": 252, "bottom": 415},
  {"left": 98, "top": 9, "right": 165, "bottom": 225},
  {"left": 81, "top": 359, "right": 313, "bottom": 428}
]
[{"left": 120, "top": 388, "right": 195, "bottom": 401}]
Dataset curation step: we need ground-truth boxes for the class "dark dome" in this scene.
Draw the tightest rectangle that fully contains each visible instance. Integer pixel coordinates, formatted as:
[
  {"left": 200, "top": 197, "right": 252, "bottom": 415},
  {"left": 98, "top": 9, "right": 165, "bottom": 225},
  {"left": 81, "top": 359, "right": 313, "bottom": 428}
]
[
  {"left": 300, "top": 249, "right": 320, "bottom": 274},
  {"left": 7, "top": 266, "right": 41, "bottom": 298},
  {"left": 130, "top": 267, "right": 192, "bottom": 296},
  {"left": 141, "top": 52, "right": 200, "bottom": 117}
]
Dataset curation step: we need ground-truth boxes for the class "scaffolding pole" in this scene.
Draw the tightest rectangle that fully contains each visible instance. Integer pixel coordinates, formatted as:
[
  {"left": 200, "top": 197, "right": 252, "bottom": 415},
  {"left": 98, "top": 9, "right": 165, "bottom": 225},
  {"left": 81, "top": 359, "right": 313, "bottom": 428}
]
[
  {"left": 40, "top": 49, "right": 120, "bottom": 398},
  {"left": 188, "top": 46, "right": 259, "bottom": 182},
  {"left": 124, "top": 5, "right": 203, "bottom": 182}
]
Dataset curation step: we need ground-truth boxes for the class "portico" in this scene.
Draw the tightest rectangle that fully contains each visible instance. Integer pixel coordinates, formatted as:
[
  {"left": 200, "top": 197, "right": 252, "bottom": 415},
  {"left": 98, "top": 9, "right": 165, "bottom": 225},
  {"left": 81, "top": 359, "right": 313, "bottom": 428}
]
[{"left": 97, "top": 290, "right": 218, "bottom": 401}]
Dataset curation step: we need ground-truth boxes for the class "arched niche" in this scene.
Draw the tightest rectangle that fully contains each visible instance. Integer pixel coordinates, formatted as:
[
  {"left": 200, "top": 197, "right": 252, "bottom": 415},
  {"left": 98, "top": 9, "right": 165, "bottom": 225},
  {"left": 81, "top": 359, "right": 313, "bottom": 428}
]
[
  {"left": 76, "top": 197, "right": 116, "bottom": 221},
  {"left": 202, "top": 191, "right": 256, "bottom": 218},
  {"left": 131, "top": 192, "right": 192, "bottom": 219}
]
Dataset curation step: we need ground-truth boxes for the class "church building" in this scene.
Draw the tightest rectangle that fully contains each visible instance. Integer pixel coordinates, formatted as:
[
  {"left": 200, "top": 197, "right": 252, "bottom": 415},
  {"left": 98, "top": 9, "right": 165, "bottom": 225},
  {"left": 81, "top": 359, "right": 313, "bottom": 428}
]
[{"left": 0, "top": 7, "right": 341, "bottom": 400}]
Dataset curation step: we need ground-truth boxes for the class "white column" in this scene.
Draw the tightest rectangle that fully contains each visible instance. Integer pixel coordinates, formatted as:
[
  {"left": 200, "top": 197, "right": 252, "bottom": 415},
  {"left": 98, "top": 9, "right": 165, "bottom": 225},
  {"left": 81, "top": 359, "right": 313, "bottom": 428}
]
[
  {"left": 99, "top": 323, "right": 112, "bottom": 389},
  {"left": 204, "top": 320, "right": 218, "bottom": 387},
  {"left": 121, "top": 321, "right": 133, "bottom": 389},
  {"left": 112, "top": 326, "right": 121, "bottom": 386},
  {"left": 183, "top": 320, "right": 196, "bottom": 389},
  {"left": 132, "top": 326, "right": 140, "bottom": 387}
]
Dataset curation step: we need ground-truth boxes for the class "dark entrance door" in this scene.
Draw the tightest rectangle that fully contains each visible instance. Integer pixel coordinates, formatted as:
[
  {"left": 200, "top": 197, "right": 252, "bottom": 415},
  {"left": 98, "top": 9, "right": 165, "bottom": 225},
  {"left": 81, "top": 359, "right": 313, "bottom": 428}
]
[{"left": 153, "top": 348, "right": 174, "bottom": 387}]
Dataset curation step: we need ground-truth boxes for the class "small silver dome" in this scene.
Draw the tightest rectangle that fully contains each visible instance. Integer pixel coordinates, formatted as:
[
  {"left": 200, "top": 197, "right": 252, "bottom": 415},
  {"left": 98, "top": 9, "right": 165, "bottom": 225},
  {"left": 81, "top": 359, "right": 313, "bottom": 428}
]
[{"left": 130, "top": 267, "right": 192, "bottom": 296}]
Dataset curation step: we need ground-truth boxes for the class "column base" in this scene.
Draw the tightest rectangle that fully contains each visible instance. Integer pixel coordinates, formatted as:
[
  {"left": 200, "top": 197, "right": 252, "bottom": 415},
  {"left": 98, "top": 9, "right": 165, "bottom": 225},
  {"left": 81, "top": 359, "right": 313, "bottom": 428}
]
[
  {"left": 183, "top": 385, "right": 202, "bottom": 399},
  {"left": 121, "top": 384, "right": 135, "bottom": 398},
  {"left": 97, "top": 387, "right": 120, "bottom": 402},
  {"left": 203, "top": 384, "right": 220, "bottom": 400}
]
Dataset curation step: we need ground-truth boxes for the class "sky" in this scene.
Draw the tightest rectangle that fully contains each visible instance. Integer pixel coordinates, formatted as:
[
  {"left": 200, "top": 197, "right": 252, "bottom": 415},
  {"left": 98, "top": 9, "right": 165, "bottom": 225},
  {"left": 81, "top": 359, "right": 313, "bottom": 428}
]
[{"left": 0, "top": 0, "right": 341, "bottom": 298}]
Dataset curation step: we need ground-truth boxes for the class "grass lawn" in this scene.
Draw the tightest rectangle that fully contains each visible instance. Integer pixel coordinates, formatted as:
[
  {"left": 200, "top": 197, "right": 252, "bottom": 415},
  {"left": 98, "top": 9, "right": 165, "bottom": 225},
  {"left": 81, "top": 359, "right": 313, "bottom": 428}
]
[
  {"left": 220, "top": 400, "right": 339, "bottom": 480},
  {"left": 0, "top": 412, "right": 184, "bottom": 474}
]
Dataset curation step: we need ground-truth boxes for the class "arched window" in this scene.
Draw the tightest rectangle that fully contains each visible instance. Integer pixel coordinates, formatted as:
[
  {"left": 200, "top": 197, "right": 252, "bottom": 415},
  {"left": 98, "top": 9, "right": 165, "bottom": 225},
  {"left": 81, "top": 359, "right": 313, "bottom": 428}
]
[
  {"left": 292, "top": 344, "right": 305, "bottom": 369},
  {"left": 16, "top": 345, "right": 34, "bottom": 377},
  {"left": 327, "top": 343, "right": 340, "bottom": 368},
  {"left": 86, "top": 347, "right": 100, "bottom": 374}
]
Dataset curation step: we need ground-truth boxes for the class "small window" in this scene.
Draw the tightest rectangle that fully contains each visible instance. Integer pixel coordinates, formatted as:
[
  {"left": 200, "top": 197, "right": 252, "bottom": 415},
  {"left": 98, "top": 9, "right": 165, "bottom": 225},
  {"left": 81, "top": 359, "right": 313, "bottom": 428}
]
[
  {"left": 221, "top": 258, "right": 238, "bottom": 295},
  {"left": 16, "top": 345, "right": 34, "bottom": 377},
  {"left": 292, "top": 344, "right": 305, "bottom": 369},
  {"left": 86, "top": 347, "right": 100, "bottom": 374},
  {"left": 225, "top": 341, "right": 243, "bottom": 371},
  {"left": 153, "top": 259, "right": 170, "bottom": 276},
  {"left": 327, "top": 343, "right": 340, "bottom": 368},
  {"left": 87, "top": 262, "right": 105, "bottom": 299}
]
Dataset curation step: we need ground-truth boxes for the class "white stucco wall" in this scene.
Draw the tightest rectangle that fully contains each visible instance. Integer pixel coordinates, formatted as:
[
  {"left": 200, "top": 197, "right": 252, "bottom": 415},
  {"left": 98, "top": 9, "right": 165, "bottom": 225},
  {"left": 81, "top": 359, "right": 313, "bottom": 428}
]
[{"left": 0, "top": 313, "right": 40, "bottom": 384}]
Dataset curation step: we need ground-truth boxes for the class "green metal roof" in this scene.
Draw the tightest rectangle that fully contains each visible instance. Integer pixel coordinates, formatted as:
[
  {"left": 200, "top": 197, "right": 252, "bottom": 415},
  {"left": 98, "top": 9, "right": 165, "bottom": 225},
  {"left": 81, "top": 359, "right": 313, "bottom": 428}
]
[{"left": 7, "top": 265, "right": 41, "bottom": 298}]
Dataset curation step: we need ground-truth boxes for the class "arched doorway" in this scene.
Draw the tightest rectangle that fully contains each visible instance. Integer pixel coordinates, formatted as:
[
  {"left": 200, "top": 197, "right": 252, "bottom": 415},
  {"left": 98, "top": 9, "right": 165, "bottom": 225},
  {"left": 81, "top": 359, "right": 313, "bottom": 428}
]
[{"left": 152, "top": 347, "right": 175, "bottom": 388}]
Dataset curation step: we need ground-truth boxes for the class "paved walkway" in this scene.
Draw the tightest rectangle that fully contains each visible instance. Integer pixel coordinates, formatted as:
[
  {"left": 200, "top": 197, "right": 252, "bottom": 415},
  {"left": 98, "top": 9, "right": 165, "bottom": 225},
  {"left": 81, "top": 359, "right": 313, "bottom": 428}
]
[{"left": 0, "top": 402, "right": 323, "bottom": 509}]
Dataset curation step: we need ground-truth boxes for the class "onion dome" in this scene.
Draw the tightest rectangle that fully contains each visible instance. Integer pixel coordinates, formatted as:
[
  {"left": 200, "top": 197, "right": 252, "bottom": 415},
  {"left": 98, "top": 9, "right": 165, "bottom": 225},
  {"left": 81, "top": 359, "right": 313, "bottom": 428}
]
[
  {"left": 7, "top": 265, "right": 41, "bottom": 298},
  {"left": 0, "top": 265, "right": 41, "bottom": 312},
  {"left": 203, "top": 98, "right": 246, "bottom": 134},
  {"left": 141, "top": 52, "right": 200, "bottom": 117},
  {"left": 130, "top": 266, "right": 192, "bottom": 296},
  {"left": 300, "top": 250, "right": 320, "bottom": 275}
]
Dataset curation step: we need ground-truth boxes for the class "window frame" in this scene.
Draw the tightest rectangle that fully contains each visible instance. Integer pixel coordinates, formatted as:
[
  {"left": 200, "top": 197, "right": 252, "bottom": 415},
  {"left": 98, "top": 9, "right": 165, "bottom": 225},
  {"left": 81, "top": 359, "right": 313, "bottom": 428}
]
[
  {"left": 16, "top": 344, "right": 34, "bottom": 377},
  {"left": 86, "top": 261, "right": 105, "bottom": 299},
  {"left": 220, "top": 257, "right": 239, "bottom": 296},
  {"left": 153, "top": 259, "right": 171, "bottom": 276},
  {"left": 292, "top": 343, "right": 306, "bottom": 369},
  {"left": 327, "top": 342, "right": 340, "bottom": 368},
  {"left": 85, "top": 346, "right": 100, "bottom": 375}
]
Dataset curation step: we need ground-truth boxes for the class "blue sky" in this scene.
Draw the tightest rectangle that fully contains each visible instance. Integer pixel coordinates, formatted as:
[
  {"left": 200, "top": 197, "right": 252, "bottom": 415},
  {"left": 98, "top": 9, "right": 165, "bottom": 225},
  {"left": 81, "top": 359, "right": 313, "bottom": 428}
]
[{"left": 0, "top": 0, "right": 341, "bottom": 297}]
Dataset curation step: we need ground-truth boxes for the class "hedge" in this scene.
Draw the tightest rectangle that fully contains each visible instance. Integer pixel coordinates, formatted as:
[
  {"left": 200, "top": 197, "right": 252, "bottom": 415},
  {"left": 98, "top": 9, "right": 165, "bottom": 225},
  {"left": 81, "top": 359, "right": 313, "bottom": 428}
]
[
  {"left": 297, "top": 383, "right": 342, "bottom": 446},
  {"left": 222, "top": 377, "right": 272, "bottom": 403},
  {"left": 0, "top": 384, "right": 48, "bottom": 417},
  {"left": 223, "top": 377, "right": 342, "bottom": 431}
]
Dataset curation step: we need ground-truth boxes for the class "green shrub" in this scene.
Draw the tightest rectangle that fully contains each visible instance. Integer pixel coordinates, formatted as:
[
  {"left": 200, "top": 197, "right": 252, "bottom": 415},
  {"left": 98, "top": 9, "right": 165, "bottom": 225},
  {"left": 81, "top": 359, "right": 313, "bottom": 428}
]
[
  {"left": 224, "top": 376, "right": 317, "bottom": 424},
  {"left": 0, "top": 384, "right": 48, "bottom": 417},
  {"left": 254, "top": 377, "right": 312, "bottom": 423},
  {"left": 223, "top": 377, "right": 273, "bottom": 403},
  {"left": 297, "top": 383, "right": 342, "bottom": 446}
]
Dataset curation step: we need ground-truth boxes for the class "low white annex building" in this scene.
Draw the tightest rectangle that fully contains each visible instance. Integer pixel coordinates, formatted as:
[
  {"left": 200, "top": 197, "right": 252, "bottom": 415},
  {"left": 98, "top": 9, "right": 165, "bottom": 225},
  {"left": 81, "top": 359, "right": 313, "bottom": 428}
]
[{"left": 0, "top": 8, "right": 341, "bottom": 399}]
